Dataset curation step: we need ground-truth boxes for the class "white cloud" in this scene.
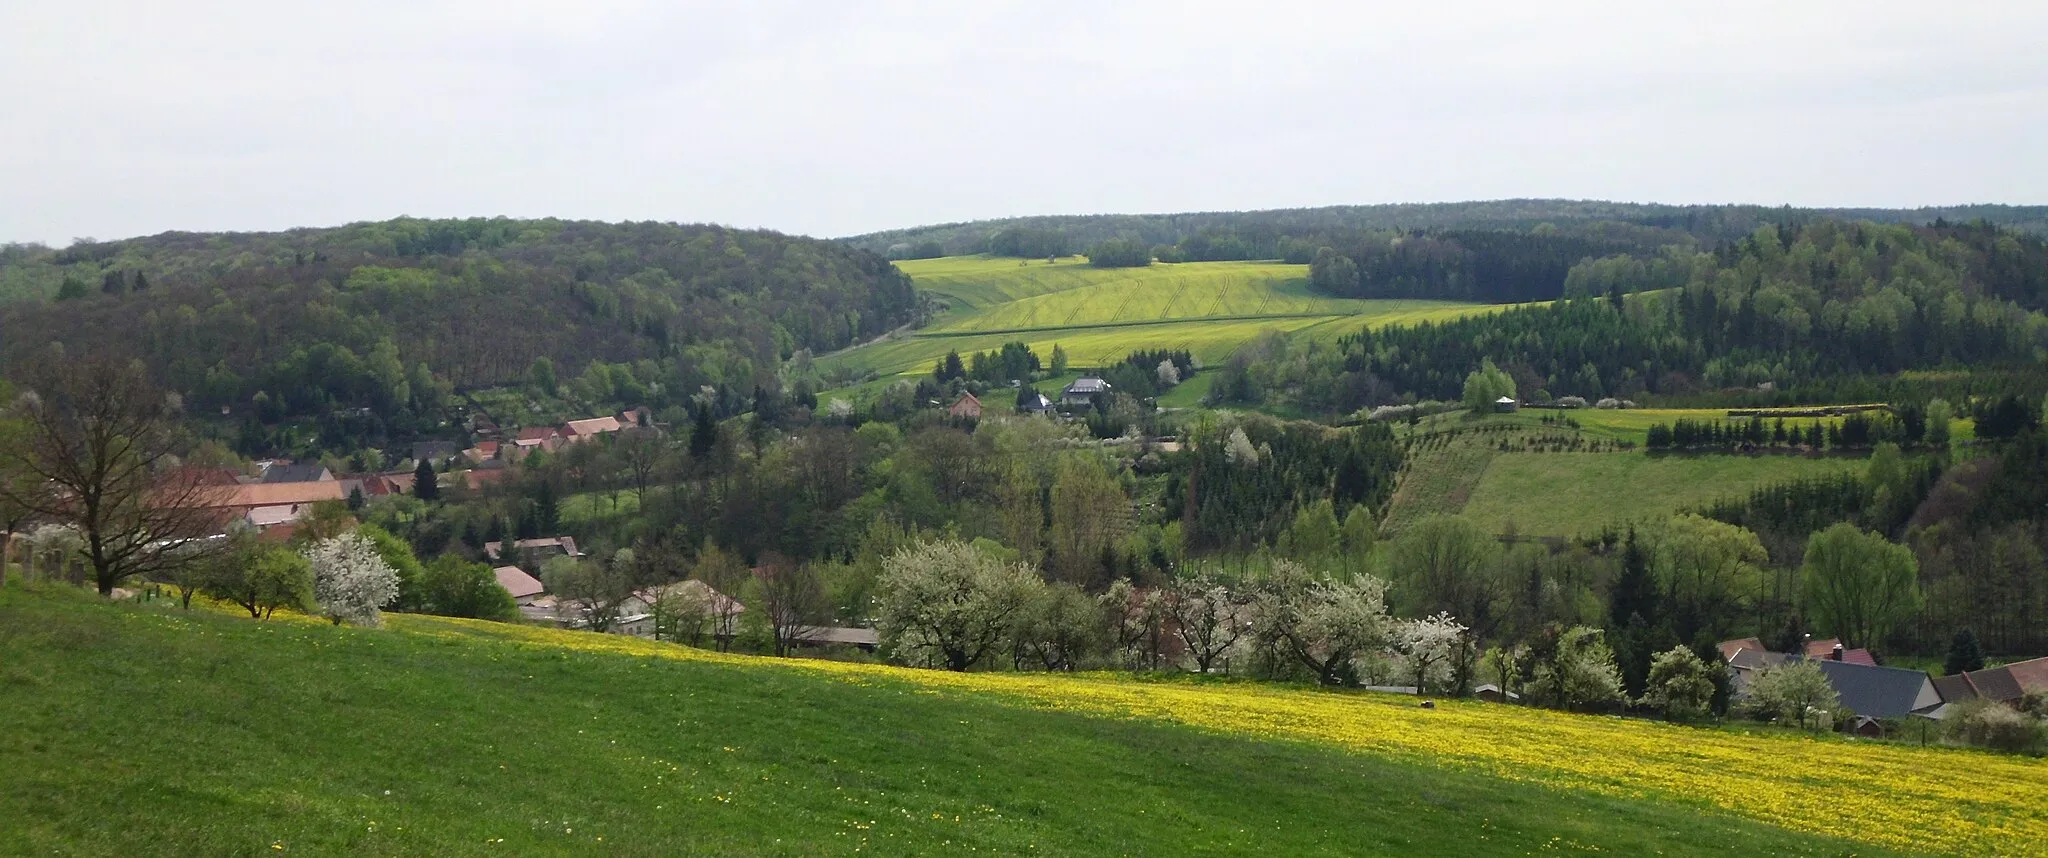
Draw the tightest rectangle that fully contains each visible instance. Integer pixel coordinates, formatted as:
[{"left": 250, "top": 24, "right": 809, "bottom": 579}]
[{"left": 2, "top": 0, "right": 2043, "bottom": 244}]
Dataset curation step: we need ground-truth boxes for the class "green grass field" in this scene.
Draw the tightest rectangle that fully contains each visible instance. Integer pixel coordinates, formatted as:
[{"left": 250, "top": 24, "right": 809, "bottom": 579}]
[
  {"left": 1459, "top": 451, "right": 1869, "bottom": 538},
  {"left": 1510, "top": 408, "right": 1979, "bottom": 446},
  {"left": 10, "top": 586, "right": 2015, "bottom": 857},
  {"left": 823, "top": 256, "right": 1494, "bottom": 384},
  {"left": 1383, "top": 412, "right": 1893, "bottom": 538}
]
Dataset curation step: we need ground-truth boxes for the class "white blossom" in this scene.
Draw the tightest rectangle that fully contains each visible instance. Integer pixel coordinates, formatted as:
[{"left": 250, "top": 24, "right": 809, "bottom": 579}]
[
  {"left": 1223, "top": 427, "right": 1259, "bottom": 465},
  {"left": 1394, "top": 611, "right": 1467, "bottom": 693},
  {"left": 305, "top": 532, "right": 400, "bottom": 627}
]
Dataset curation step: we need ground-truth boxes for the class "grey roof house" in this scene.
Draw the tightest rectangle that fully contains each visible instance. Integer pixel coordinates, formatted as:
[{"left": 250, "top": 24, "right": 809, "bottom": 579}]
[
  {"left": 259, "top": 462, "right": 333, "bottom": 484},
  {"left": 1061, "top": 377, "right": 1111, "bottom": 408},
  {"left": 1814, "top": 660, "right": 1942, "bottom": 719}
]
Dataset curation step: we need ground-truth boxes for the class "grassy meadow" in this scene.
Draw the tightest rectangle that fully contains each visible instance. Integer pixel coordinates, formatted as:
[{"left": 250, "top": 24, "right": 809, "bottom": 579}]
[
  {"left": 11, "top": 587, "right": 2046, "bottom": 856},
  {"left": 823, "top": 256, "right": 1493, "bottom": 383},
  {"left": 1383, "top": 412, "right": 1892, "bottom": 538},
  {"left": 1458, "top": 451, "right": 1869, "bottom": 538}
]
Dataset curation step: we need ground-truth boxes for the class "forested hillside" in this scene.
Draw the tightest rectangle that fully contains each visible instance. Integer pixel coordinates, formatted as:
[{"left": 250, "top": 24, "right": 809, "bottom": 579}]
[
  {"left": 1211, "top": 220, "right": 2048, "bottom": 414},
  {"left": 0, "top": 218, "right": 917, "bottom": 441},
  {"left": 845, "top": 199, "right": 2048, "bottom": 259}
]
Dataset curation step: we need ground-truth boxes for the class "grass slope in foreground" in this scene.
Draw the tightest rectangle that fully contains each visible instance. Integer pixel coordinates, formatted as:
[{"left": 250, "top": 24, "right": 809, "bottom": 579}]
[{"left": 6, "top": 590, "right": 2042, "bottom": 856}]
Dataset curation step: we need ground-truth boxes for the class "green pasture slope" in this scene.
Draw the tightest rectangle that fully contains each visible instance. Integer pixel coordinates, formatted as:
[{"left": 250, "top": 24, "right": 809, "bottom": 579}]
[
  {"left": 1459, "top": 452, "right": 1867, "bottom": 538},
  {"left": 0, "top": 587, "right": 1910, "bottom": 857},
  {"left": 1384, "top": 412, "right": 1883, "bottom": 539},
  {"left": 823, "top": 256, "right": 1491, "bottom": 381}
]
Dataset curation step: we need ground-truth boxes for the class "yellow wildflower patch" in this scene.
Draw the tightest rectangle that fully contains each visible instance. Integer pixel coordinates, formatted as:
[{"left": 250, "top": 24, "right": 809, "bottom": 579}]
[{"left": 402, "top": 615, "right": 2048, "bottom": 856}]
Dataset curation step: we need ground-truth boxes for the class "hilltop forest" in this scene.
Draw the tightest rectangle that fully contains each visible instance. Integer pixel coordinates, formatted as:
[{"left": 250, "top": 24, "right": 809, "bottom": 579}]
[{"left": 0, "top": 218, "right": 918, "bottom": 447}]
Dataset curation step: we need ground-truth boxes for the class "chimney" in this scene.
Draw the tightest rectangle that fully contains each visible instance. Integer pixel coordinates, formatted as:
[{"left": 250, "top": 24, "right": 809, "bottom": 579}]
[{"left": 1831, "top": 643, "right": 1844, "bottom": 661}]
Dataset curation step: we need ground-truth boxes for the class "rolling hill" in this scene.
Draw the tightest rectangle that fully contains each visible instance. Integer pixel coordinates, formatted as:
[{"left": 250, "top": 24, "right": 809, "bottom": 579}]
[
  {"left": 8, "top": 587, "right": 2043, "bottom": 856},
  {"left": 843, "top": 199, "right": 2048, "bottom": 257},
  {"left": 818, "top": 256, "right": 1494, "bottom": 382}
]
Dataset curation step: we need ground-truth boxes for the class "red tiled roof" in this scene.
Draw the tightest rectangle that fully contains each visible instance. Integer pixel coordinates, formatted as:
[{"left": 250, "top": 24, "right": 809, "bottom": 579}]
[
  {"left": 1839, "top": 648, "right": 1877, "bottom": 667},
  {"left": 1803, "top": 638, "right": 1843, "bottom": 659},
  {"left": 517, "top": 426, "right": 560, "bottom": 442},
  {"left": 563, "top": 416, "right": 623, "bottom": 437},
  {"left": 216, "top": 482, "right": 347, "bottom": 509},
  {"left": 1963, "top": 666, "right": 2025, "bottom": 702},
  {"left": 492, "top": 566, "right": 546, "bottom": 600},
  {"left": 2003, "top": 656, "right": 2048, "bottom": 695}
]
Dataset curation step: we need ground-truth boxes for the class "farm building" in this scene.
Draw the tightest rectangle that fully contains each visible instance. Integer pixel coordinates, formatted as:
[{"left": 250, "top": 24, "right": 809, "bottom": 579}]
[
  {"left": 949, "top": 391, "right": 982, "bottom": 419},
  {"left": 1493, "top": 395, "right": 1519, "bottom": 413}
]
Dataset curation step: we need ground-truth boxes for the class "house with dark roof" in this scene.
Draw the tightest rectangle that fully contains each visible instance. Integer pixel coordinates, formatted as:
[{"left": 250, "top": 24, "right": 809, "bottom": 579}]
[
  {"left": 1061, "top": 377, "right": 1111, "bottom": 408},
  {"left": 259, "top": 462, "right": 333, "bottom": 484},
  {"left": 411, "top": 441, "right": 464, "bottom": 465},
  {"left": 1017, "top": 389, "right": 1054, "bottom": 415},
  {"left": 1814, "top": 660, "right": 1942, "bottom": 720},
  {"left": 485, "top": 536, "right": 583, "bottom": 567}
]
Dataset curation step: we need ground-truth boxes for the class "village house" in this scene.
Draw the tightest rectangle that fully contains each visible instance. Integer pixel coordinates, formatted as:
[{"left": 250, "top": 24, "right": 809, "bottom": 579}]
[
  {"left": 258, "top": 462, "right": 333, "bottom": 484},
  {"left": 215, "top": 481, "right": 349, "bottom": 514},
  {"left": 492, "top": 565, "right": 547, "bottom": 606},
  {"left": 561, "top": 416, "right": 623, "bottom": 443},
  {"left": 1813, "top": 660, "right": 1943, "bottom": 721},
  {"left": 1061, "top": 377, "right": 1111, "bottom": 408},
  {"left": 1928, "top": 655, "right": 2048, "bottom": 714},
  {"left": 948, "top": 391, "right": 982, "bottom": 420},
  {"left": 484, "top": 536, "right": 583, "bottom": 568},
  {"left": 1016, "top": 389, "right": 1055, "bottom": 415},
  {"left": 410, "top": 441, "right": 464, "bottom": 466}
]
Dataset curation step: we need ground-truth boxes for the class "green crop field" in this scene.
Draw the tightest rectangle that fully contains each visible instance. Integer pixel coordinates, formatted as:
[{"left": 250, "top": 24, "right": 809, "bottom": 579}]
[
  {"left": 13, "top": 587, "right": 2042, "bottom": 856},
  {"left": 1458, "top": 451, "right": 1869, "bottom": 538},
  {"left": 823, "top": 256, "right": 1496, "bottom": 385}
]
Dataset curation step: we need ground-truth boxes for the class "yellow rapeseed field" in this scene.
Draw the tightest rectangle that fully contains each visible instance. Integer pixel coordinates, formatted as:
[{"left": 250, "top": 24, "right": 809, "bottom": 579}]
[{"left": 411, "top": 616, "right": 2048, "bottom": 857}]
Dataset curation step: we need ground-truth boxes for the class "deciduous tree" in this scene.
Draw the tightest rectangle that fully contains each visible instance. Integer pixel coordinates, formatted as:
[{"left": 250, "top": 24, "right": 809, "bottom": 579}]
[
  {"left": 1640, "top": 645, "right": 1715, "bottom": 721},
  {"left": 1165, "top": 572, "right": 1249, "bottom": 673},
  {"left": 1250, "top": 561, "right": 1394, "bottom": 686},
  {"left": 0, "top": 358, "right": 232, "bottom": 595},
  {"left": 877, "top": 539, "right": 1042, "bottom": 671},
  {"left": 1801, "top": 523, "right": 1919, "bottom": 650},
  {"left": 1742, "top": 660, "right": 1838, "bottom": 730},
  {"left": 305, "top": 531, "right": 401, "bottom": 627}
]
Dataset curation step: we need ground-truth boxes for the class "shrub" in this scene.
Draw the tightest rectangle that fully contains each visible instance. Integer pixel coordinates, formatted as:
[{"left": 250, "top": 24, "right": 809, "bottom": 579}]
[
  {"left": 1594, "top": 398, "right": 1621, "bottom": 409},
  {"left": 1556, "top": 396, "right": 1588, "bottom": 409},
  {"left": 1945, "top": 698, "right": 2046, "bottom": 754}
]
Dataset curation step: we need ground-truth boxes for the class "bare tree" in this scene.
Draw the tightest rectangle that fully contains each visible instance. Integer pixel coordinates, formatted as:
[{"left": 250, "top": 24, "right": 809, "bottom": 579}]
[
  {"left": 693, "top": 541, "right": 751, "bottom": 651},
  {"left": 615, "top": 431, "right": 670, "bottom": 506},
  {"left": 755, "top": 553, "right": 826, "bottom": 657},
  {"left": 0, "top": 359, "right": 232, "bottom": 595}
]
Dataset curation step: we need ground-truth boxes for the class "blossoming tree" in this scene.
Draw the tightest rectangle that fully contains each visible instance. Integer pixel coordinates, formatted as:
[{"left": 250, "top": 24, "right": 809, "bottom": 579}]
[{"left": 304, "top": 531, "right": 401, "bottom": 627}]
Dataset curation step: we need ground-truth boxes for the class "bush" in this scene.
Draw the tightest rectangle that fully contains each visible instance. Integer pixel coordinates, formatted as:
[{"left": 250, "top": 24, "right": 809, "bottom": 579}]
[
  {"left": 1085, "top": 239, "right": 1152, "bottom": 268},
  {"left": 1594, "top": 398, "right": 1621, "bottom": 409},
  {"left": 1556, "top": 396, "right": 1588, "bottom": 409},
  {"left": 1945, "top": 699, "right": 2046, "bottom": 754}
]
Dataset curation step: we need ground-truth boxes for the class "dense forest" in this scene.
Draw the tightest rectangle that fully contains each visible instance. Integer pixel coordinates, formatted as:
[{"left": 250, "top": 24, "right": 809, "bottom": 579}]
[
  {"left": 0, "top": 218, "right": 919, "bottom": 448},
  {"left": 1210, "top": 221, "right": 2048, "bottom": 414},
  {"left": 847, "top": 200, "right": 2048, "bottom": 259}
]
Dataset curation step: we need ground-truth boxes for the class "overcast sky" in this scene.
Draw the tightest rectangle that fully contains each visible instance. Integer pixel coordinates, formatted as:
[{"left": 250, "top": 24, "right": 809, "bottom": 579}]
[{"left": 4, "top": 1, "right": 2045, "bottom": 245}]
